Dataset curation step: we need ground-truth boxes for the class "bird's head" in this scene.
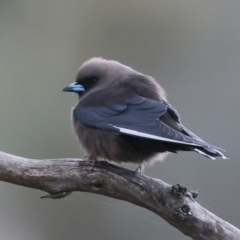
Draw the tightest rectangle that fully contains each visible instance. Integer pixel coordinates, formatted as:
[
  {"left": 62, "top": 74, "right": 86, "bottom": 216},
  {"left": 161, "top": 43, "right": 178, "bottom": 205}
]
[{"left": 63, "top": 57, "right": 135, "bottom": 99}]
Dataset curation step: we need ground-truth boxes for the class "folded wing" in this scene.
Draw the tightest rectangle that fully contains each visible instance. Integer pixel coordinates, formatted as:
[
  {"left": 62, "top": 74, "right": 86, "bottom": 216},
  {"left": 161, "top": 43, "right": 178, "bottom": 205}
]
[{"left": 74, "top": 90, "right": 210, "bottom": 148}]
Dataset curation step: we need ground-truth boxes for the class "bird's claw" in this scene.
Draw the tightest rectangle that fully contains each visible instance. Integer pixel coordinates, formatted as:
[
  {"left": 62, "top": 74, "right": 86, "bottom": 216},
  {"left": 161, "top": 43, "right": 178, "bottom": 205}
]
[
  {"left": 135, "top": 165, "right": 143, "bottom": 176},
  {"left": 83, "top": 155, "right": 90, "bottom": 161},
  {"left": 91, "top": 159, "right": 100, "bottom": 172}
]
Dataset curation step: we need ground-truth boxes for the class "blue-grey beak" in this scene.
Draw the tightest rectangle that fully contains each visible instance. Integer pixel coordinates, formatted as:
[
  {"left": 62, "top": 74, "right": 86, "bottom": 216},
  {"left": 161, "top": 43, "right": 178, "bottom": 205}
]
[{"left": 62, "top": 82, "right": 85, "bottom": 92}]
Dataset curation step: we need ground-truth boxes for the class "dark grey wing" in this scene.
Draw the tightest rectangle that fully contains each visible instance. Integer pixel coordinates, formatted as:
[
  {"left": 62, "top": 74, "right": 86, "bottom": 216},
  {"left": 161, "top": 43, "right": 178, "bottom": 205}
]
[
  {"left": 162, "top": 100, "right": 205, "bottom": 142},
  {"left": 162, "top": 100, "right": 225, "bottom": 151},
  {"left": 74, "top": 92, "right": 208, "bottom": 147}
]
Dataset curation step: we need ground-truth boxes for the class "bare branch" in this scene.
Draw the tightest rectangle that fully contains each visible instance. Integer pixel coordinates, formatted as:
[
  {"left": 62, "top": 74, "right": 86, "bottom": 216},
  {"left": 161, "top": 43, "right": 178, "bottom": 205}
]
[{"left": 0, "top": 151, "right": 239, "bottom": 239}]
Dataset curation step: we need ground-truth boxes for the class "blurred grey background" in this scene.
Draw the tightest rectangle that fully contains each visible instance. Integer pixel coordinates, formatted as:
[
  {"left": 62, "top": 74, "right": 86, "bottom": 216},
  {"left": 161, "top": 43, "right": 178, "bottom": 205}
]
[{"left": 0, "top": 1, "right": 239, "bottom": 239}]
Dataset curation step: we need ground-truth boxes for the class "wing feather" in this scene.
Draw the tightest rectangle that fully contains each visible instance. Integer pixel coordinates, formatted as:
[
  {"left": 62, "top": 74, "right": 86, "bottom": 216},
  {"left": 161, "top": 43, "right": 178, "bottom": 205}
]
[{"left": 74, "top": 90, "right": 208, "bottom": 147}]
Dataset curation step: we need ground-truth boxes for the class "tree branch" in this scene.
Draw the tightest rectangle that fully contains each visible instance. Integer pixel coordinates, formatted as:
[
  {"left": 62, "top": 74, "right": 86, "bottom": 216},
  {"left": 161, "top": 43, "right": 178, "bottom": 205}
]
[{"left": 0, "top": 151, "right": 239, "bottom": 239}]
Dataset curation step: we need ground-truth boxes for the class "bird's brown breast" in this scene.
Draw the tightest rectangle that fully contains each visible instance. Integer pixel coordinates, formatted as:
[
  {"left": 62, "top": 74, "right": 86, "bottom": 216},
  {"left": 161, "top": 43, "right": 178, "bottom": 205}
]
[{"left": 72, "top": 111, "right": 120, "bottom": 160}]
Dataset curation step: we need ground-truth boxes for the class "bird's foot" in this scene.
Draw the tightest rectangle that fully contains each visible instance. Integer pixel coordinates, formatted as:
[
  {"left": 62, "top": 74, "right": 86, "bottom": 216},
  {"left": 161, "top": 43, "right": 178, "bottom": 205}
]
[
  {"left": 135, "top": 165, "right": 143, "bottom": 176},
  {"left": 91, "top": 159, "right": 100, "bottom": 172},
  {"left": 83, "top": 155, "right": 91, "bottom": 161}
]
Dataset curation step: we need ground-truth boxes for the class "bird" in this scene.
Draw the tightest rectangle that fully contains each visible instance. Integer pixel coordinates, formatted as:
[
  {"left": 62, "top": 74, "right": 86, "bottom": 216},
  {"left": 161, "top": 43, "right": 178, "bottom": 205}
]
[{"left": 63, "top": 57, "right": 228, "bottom": 172}]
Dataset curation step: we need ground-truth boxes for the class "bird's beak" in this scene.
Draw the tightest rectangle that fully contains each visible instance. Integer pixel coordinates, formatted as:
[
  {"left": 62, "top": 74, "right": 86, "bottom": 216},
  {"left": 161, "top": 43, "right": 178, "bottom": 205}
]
[{"left": 62, "top": 82, "right": 85, "bottom": 92}]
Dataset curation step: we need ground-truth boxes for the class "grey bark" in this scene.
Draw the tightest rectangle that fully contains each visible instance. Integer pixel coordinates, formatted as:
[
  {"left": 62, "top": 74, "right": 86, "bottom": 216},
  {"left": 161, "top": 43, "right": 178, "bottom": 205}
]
[{"left": 0, "top": 151, "right": 239, "bottom": 240}]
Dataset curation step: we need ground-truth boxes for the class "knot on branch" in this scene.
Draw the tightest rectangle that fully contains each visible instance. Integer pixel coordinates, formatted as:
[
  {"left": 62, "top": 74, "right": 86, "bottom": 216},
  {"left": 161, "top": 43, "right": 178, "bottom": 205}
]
[
  {"left": 93, "top": 181, "right": 103, "bottom": 189},
  {"left": 171, "top": 184, "right": 188, "bottom": 198},
  {"left": 174, "top": 204, "right": 192, "bottom": 221},
  {"left": 171, "top": 184, "right": 199, "bottom": 201}
]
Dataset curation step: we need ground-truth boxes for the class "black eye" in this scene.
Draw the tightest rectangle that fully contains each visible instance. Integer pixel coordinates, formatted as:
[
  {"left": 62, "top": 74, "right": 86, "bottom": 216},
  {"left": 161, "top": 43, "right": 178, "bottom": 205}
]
[{"left": 90, "top": 78, "right": 97, "bottom": 83}]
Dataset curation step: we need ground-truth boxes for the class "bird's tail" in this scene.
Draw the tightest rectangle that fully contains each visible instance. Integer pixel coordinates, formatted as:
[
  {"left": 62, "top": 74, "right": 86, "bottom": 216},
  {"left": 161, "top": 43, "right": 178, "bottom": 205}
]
[{"left": 194, "top": 146, "right": 229, "bottom": 160}]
